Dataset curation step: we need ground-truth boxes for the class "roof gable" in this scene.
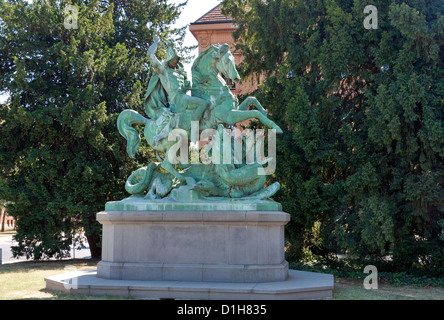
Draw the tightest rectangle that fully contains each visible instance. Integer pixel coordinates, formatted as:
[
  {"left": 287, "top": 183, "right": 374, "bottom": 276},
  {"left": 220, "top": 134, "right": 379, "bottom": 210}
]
[{"left": 191, "top": 4, "right": 232, "bottom": 25}]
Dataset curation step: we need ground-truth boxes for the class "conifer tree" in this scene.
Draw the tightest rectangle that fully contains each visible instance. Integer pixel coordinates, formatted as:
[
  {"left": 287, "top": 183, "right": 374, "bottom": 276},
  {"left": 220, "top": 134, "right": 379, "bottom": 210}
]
[
  {"left": 0, "top": 0, "right": 186, "bottom": 259},
  {"left": 223, "top": 0, "right": 443, "bottom": 273}
]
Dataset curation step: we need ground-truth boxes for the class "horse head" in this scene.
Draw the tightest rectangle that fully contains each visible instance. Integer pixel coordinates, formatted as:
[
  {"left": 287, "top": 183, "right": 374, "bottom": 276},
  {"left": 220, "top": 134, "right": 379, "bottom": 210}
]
[
  {"left": 213, "top": 44, "right": 241, "bottom": 84},
  {"left": 192, "top": 44, "right": 240, "bottom": 89}
]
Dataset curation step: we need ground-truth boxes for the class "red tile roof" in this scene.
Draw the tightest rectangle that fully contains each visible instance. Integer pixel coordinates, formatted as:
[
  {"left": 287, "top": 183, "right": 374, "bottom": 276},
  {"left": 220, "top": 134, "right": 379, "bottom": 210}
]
[{"left": 191, "top": 3, "right": 232, "bottom": 25}]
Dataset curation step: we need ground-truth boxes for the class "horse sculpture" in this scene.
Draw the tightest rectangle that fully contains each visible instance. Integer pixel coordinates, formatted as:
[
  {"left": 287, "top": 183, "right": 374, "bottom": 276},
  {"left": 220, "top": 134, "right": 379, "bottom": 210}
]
[
  {"left": 191, "top": 44, "right": 282, "bottom": 133},
  {"left": 117, "top": 41, "right": 281, "bottom": 199}
]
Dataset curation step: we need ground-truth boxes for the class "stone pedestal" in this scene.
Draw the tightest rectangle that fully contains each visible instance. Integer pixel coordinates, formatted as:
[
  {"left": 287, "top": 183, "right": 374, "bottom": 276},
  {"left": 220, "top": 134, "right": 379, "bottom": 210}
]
[
  {"left": 45, "top": 200, "right": 334, "bottom": 299},
  {"left": 96, "top": 210, "right": 290, "bottom": 283}
]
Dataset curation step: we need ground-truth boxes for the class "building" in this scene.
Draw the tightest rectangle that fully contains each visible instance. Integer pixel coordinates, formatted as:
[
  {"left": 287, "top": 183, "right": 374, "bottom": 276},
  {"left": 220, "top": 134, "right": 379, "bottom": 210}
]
[
  {"left": 189, "top": 3, "right": 258, "bottom": 96},
  {"left": 0, "top": 206, "right": 15, "bottom": 231}
]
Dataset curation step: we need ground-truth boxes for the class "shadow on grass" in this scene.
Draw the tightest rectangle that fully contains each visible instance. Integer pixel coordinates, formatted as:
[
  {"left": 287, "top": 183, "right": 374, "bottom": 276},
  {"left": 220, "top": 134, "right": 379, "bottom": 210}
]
[
  {"left": 35, "top": 288, "right": 135, "bottom": 300},
  {"left": 0, "top": 259, "right": 134, "bottom": 300},
  {"left": 333, "top": 277, "right": 444, "bottom": 300},
  {"left": 0, "top": 259, "right": 100, "bottom": 274}
]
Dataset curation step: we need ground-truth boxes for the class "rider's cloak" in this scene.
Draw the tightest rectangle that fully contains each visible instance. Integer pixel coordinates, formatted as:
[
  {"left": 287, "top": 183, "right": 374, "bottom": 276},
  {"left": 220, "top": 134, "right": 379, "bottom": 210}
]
[{"left": 144, "top": 74, "right": 179, "bottom": 147}]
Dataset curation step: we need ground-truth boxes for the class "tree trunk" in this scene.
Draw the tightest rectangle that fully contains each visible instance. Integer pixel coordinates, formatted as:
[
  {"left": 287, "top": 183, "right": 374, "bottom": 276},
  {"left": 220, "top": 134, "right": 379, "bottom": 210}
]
[
  {"left": 86, "top": 233, "right": 101, "bottom": 260},
  {"left": 82, "top": 211, "right": 102, "bottom": 260},
  {"left": 1, "top": 208, "right": 6, "bottom": 233}
]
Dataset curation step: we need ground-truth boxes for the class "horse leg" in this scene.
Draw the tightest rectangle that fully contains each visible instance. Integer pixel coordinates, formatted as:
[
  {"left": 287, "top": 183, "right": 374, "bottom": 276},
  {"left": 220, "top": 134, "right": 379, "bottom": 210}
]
[
  {"left": 175, "top": 94, "right": 210, "bottom": 126},
  {"left": 188, "top": 96, "right": 209, "bottom": 123},
  {"left": 218, "top": 109, "right": 283, "bottom": 133},
  {"left": 237, "top": 97, "right": 267, "bottom": 116}
]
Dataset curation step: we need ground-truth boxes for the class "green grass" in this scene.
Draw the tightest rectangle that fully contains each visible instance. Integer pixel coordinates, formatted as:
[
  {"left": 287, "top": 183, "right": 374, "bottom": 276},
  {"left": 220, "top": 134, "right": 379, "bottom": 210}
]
[
  {"left": 290, "top": 260, "right": 444, "bottom": 287},
  {"left": 1, "top": 259, "right": 443, "bottom": 300},
  {"left": 0, "top": 259, "right": 132, "bottom": 300},
  {"left": 333, "top": 277, "right": 444, "bottom": 300}
]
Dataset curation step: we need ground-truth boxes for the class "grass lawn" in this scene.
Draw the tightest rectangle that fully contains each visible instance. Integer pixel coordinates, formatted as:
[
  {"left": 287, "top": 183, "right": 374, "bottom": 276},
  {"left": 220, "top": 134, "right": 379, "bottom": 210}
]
[
  {"left": 0, "top": 259, "right": 130, "bottom": 300},
  {"left": 333, "top": 277, "right": 444, "bottom": 300},
  {"left": 0, "top": 259, "right": 443, "bottom": 300}
]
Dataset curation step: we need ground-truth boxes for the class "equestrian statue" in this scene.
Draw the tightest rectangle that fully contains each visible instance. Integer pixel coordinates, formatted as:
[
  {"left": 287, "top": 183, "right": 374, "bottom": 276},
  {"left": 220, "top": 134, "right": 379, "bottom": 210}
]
[{"left": 117, "top": 37, "right": 282, "bottom": 201}]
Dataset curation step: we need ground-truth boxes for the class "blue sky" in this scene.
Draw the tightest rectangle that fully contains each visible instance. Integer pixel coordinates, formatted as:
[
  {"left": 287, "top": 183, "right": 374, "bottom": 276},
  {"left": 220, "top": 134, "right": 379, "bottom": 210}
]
[
  {"left": 0, "top": 0, "right": 221, "bottom": 103},
  {"left": 169, "top": 0, "right": 221, "bottom": 74},
  {"left": 170, "top": 0, "right": 221, "bottom": 47}
]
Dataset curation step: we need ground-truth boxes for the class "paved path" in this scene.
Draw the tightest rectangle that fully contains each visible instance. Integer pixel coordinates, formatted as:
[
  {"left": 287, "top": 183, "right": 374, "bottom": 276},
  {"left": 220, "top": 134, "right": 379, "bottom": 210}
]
[{"left": 0, "top": 233, "right": 91, "bottom": 264}]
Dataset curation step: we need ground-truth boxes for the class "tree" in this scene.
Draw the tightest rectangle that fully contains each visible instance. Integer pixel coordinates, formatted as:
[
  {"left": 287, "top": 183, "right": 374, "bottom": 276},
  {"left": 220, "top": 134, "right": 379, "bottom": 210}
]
[
  {"left": 0, "top": 0, "right": 186, "bottom": 259},
  {"left": 1, "top": 202, "right": 6, "bottom": 232},
  {"left": 223, "top": 0, "right": 443, "bottom": 273}
]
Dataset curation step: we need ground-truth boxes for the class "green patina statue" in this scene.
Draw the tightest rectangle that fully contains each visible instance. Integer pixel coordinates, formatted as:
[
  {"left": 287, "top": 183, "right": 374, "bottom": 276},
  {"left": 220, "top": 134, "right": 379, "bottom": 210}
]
[{"left": 112, "top": 38, "right": 282, "bottom": 210}]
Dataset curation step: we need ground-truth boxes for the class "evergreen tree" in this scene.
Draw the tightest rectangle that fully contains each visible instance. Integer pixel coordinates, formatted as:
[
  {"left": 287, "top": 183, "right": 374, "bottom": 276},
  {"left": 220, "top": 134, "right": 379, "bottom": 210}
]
[
  {"left": 223, "top": 0, "right": 443, "bottom": 273},
  {"left": 0, "top": 0, "right": 185, "bottom": 259}
]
